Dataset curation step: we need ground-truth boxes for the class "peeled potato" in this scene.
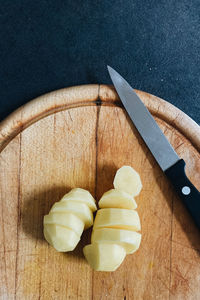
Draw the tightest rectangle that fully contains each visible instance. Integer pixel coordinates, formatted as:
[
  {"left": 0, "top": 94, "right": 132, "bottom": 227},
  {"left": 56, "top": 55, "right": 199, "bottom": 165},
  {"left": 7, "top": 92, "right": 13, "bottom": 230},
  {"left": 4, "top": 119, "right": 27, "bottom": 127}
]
[
  {"left": 93, "top": 208, "right": 141, "bottom": 231},
  {"left": 61, "top": 188, "right": 97, "bottom": 212},
  {"left": 50, "top": 201, "right": 93, "bottom": 229},
  {"left": 113, "top": 166, "right": 142, "bottom": 196},
  {"left": 83, "top": 166, "right": 142, "bottom": 271},
  {"left": 91, "top": 228, "right": 141, "bottom": 254},
  {"left": 99, "top": 189, "right": 137, "bottom": 210},
  {"left": 44, "top": 212, "right": 84, "bottom": 236},
  {"left": 44, "top": 188, "right": 97, "bottom": 253},
  {"left": 44, "top": 224, "right": 80, "bottom": 252},
  {"left": 83, "top": 243, "right": 126, "bottom": 271}
]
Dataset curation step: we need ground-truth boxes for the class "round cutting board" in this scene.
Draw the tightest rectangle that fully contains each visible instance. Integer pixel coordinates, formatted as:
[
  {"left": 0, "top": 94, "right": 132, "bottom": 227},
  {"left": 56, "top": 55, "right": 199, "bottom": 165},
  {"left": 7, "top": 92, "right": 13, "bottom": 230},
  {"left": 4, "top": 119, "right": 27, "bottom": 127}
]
[{"left": 0, "top": 85, "right": 200, "bottom": 300}]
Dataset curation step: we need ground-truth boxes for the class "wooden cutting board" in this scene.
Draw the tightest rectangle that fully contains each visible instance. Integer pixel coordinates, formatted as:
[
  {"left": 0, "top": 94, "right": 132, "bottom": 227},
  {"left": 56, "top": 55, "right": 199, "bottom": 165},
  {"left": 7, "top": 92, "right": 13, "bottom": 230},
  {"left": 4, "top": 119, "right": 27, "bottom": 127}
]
[{"left": 0, "top": 85, "right": 200, "bottom": 300}]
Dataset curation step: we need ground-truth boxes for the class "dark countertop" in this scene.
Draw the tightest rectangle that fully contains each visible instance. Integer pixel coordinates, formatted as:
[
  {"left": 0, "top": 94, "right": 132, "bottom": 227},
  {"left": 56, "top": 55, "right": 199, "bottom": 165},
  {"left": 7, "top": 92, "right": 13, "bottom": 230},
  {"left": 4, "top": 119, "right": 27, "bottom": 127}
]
[{"left": 0, "top": 1, "right": 199, "bottom": 124}]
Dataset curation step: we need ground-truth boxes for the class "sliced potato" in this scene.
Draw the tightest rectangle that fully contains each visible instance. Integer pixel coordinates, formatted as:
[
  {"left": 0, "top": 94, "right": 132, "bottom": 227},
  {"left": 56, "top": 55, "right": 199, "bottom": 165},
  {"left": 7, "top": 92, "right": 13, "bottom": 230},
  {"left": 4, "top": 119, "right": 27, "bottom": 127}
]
[
  {"left": 61, "top": 188, "right": 97, "bottom": 212},
  {"left": 113, "top": 166, "right": 142, "bottom": 196},
  {"left": 83, "top": 243, "right": 126, "bottom": 271},
  {"left": 91, "top": 228, "right": 141, "bottom": 254},
  {"left": 93, "top": 208, "right": 141, "bottom": 231},
  {"left": 50, "top": 201, "right": 93, "bottom": 229},
  {"left": 99, "top": 189, "right": 137, "bottom": 210},
  {"left": 44, "top": 212, "right": 84, "bottom": 236},
  {"left": 44, "top": 224, "right": 80, "bottom": 252}
]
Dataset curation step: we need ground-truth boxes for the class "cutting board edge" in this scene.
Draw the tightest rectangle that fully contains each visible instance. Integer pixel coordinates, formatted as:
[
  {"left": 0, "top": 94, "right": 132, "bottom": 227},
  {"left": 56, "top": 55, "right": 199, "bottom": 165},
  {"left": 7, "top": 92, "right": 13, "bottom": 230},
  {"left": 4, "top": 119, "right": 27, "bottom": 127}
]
[{"left": 0, "top": 84, "right": 199, "bottom": 153}]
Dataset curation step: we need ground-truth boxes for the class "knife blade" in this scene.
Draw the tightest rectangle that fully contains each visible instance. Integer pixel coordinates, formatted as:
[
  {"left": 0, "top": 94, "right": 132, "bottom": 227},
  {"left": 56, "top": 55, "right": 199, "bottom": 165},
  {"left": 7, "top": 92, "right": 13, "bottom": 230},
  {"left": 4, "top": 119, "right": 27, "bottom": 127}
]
[{"left": 108, "top": 66, "right": 200, "bottom": 230}]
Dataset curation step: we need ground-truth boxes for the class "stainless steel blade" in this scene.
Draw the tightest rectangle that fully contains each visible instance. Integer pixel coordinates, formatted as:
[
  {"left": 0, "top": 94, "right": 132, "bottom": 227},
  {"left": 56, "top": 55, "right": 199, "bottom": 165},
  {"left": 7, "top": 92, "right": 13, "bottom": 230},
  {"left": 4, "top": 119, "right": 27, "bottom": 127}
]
[{"left": 107, "top": 66, "right": 180, "bottom": 171}]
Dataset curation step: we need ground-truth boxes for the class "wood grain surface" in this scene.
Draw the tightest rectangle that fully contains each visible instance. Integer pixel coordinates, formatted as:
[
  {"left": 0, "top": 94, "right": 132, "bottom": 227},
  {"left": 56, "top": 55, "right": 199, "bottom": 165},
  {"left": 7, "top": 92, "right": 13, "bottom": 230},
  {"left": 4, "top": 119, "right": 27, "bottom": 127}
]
[{"left": 0, "top": 84, "right": 200, "bottom": 300}]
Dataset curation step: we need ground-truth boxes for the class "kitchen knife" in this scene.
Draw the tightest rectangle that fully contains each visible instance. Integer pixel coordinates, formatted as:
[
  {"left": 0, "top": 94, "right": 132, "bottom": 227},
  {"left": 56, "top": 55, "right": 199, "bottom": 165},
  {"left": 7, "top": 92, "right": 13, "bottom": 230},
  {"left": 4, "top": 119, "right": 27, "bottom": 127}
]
[{"left": 107, "top": 66, "right": 200, "bottom": 230}]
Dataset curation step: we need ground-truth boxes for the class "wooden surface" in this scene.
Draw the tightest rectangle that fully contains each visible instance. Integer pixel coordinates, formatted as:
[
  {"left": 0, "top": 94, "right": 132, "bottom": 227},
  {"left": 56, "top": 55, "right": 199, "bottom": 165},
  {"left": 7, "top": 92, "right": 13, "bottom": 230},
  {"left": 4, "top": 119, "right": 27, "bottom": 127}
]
[{"left": 0, "top": 84, "right": 200, "bottom": 300}]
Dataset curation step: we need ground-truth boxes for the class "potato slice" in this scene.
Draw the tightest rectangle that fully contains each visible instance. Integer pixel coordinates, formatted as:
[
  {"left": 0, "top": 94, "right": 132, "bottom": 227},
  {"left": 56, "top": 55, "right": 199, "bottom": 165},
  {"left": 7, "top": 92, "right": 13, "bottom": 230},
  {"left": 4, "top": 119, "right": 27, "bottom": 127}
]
[
  {"left": 44, "top": 224, "right": 80, "bottom": 252},
  {"left": 83, "top": 243, "right": 126, "bottom": 271},
  {"left": 44, "top": 212, "right": 84, "bottom": 236},
  {"left": 99, "top": 189, "right": 137, "bottom": 210},
  {"left": 61, "top": 188, "right": 97, "bottom": 212},
  {"left": 91, "top": 228, "right": 141, "bottom": 254},
  {"left": 93, "top": 208, "right": 141, "bottom": 231},
  {"left": 113, "top": 166, "right": 142, "bottom": 196},
  {"left": 50, "top": 201, "right": 93, "bottom": 229}
]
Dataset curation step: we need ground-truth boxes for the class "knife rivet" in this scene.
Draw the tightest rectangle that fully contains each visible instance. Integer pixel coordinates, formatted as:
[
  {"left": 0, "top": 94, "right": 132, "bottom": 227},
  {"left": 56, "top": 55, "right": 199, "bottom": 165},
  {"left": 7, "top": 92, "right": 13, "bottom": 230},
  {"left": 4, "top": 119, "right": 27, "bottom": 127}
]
[{"left": 182, "top": 186, "right": 191, "bottom": 195}]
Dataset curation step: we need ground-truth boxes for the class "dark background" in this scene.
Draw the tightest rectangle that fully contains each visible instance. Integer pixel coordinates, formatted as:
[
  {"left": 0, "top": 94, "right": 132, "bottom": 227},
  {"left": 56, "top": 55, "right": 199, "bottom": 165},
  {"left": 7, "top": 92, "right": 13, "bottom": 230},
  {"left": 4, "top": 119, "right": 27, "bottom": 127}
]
[{"left": 0, "top": 0, "right": 199, "bottom": 123}]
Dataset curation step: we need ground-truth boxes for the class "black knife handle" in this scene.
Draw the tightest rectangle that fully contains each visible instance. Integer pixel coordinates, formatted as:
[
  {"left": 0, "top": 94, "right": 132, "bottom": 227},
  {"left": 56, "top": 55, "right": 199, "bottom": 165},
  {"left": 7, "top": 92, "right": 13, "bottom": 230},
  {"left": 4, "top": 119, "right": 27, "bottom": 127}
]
[{"left": 165, "top": 159, "right": 200, "bottom": 230}]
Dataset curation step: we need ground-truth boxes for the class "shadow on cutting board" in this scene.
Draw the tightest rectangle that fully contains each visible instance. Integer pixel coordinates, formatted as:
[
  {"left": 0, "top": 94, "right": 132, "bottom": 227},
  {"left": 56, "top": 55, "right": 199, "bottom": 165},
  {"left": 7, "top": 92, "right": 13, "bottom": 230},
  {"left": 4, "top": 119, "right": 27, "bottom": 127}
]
[
  {"left": 21, "top": 186, "right": 70, "bottom": 242},
  {"left": 20, "top": 164, "right": 117, "bottom": 261},
  {"left": 21, "top": 185, "right": 94, "bottom": 261}
]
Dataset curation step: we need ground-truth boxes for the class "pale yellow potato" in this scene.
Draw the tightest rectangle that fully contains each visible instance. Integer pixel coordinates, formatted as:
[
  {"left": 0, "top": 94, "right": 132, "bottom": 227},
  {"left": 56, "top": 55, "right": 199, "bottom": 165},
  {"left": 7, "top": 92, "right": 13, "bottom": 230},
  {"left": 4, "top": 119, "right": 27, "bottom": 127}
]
[
  {"left": 61, "top": 188, "right": 97, "bottom": 212},
  {"left": 91, "top": 228, "right": 141, "bottom": 254},
  {"left": 99, "top": 189, "right": 137, "bottom": 210},
  {"left": 44, "top": 212, "right": 84, "bottom": 236},
  {"left": 50, "top": 201, "right": 93, "bottom": 229},
  {"left": 93, "top": 208, "right": 141, "bottom": 231},
  {"left": 44, "top": 224, "right": 80, "bottom": 252},
  {"left": 83, "top": 243, "right": 126, "bottom": 271},
  {"left": 113, "top": 166, "right": 142, "bottom": 196}
]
